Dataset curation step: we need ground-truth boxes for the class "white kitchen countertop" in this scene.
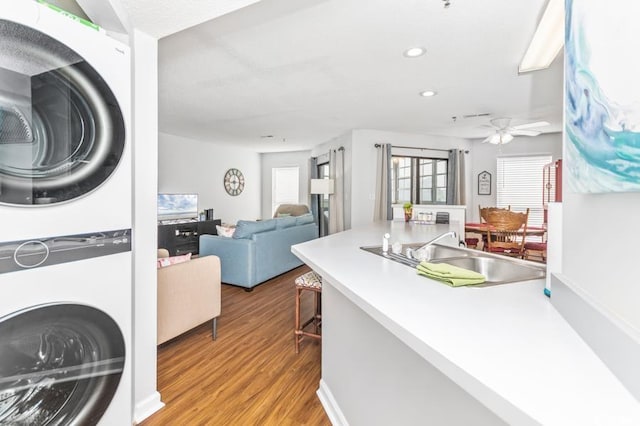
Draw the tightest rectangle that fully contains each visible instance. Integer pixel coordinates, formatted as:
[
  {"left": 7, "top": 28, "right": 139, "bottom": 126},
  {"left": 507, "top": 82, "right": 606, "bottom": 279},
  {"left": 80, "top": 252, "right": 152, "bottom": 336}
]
[{"left": 292, "top": 221, "right": 640, "bottom": 425}]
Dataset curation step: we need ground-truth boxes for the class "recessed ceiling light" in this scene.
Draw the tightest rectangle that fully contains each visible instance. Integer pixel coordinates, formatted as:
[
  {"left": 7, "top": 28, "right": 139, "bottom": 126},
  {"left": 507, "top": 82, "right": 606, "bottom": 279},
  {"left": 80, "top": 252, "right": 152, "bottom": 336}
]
[
  {"left": 403, "top": 47, "right": 426, "bottom": 58},
  {"left": 419, "top": 90, "right": 437, "bottom": 97}
]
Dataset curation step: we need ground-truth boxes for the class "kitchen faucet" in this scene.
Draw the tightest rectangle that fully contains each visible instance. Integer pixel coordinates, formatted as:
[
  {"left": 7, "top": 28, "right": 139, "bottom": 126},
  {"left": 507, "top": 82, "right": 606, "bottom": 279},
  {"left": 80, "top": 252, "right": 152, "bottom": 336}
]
[
  {"left": 405, "top": 231, "right": 459, "bottom": 260},
  {"left": 418, "top": 231, "right": 458, "bottom": 251}
]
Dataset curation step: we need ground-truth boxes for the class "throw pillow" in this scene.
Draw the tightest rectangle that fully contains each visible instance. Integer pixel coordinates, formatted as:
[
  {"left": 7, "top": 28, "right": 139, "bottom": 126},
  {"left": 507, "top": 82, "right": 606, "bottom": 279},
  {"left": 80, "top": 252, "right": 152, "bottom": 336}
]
[
  {"left": 157, "top": 252, "right": 192, "bottom": 268},
  {"left": 216, "top": 225, "right": 236, "bottom": 238},
  {"left": 275, "top": 215, "right": 297, "bottom": 229},
  {"left": 233, "top": 219, "right": 277, "bottom": 239},
  {"left": 276, "top": 213, "right": 291, "bottom": 217},
  {"left": 296, "top": 213, "right": 315, "bottom": 225}
]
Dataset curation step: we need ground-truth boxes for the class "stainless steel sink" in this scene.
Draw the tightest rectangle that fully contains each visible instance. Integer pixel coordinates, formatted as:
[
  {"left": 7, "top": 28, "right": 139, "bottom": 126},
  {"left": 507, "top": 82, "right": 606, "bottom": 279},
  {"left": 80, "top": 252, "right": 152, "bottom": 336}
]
[
  {"left": 361, "top": 243, "right": 468, "bottom": 263},
  {"left": 410, "top": 243, "right": 469, "bottom": 261},
  {"left": 430, "top": 256, "right": 545, "bottom": 286},
  {"left": 360, "top": 243, "right": 545, "bottom": 286}
]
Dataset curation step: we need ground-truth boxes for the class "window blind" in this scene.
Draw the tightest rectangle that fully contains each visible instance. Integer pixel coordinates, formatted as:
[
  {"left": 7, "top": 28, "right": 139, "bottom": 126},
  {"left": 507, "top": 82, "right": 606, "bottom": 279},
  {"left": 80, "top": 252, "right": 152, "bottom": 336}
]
[
  {"left": 496, "top": 155, "right": 552, "bottom": 228},
  {"left": 272, "top": 167, "right": 299, "bottom": 215}
]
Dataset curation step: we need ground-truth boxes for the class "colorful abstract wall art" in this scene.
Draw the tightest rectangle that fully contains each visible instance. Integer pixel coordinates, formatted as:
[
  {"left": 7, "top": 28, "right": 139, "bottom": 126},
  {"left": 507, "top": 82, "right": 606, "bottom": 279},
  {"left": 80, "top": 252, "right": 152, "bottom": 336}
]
[{"left": 565, "top": 0, "right": 640, "bottom": 193}]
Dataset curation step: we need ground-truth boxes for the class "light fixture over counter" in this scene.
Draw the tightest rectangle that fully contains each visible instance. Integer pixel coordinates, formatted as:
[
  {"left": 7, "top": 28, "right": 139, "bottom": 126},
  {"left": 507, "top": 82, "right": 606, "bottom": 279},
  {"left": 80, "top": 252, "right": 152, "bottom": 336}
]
[
  {"left": 310, "top": 178, "right": 335, "bottom": 195},
  {"left": 519, "top": 0, "right": 564, "bottom": 73}
]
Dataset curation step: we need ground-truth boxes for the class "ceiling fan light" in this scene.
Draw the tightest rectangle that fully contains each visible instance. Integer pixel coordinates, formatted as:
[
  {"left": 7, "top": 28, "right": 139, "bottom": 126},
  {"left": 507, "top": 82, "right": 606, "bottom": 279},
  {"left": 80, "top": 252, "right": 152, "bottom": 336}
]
[
  {"left": 488, "top": 133, "right": 514, "bottom": 145},
  {"left": 501, "top": 133, "right": 514, "bottom": 144},
  {"left": 488, "top": 134, "right": 501, "bottom": 144}
]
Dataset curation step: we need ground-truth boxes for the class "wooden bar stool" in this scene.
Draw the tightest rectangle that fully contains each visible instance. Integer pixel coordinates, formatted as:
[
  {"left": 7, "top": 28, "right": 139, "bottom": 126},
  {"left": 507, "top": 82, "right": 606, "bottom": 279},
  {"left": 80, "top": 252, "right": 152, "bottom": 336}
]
[{"left": 294, "top": 270, "right": 322, "bottom": 353}]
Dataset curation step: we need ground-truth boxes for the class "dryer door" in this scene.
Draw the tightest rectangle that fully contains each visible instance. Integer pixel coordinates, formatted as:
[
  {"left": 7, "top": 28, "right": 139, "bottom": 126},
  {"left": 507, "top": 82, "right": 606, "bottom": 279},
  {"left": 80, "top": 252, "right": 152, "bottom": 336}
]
[
  {"left": 0, "top": 19, "right": 125, "bottom": 206},
  {"left": 0, "top": 304, "right": 125, "bottom": 425}
]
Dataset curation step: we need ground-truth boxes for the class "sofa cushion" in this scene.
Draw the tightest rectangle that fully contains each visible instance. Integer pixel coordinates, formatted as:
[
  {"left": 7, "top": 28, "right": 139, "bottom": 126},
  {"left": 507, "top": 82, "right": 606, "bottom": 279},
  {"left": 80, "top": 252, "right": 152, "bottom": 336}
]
[
  {"left": 296, "top": 213, "right": 315, "bottom": 225},
  {"left": 275, "top": 216, "right": 297, "bottom": 229},
  {"left": 216, "top": 225, "right": 236, "bottom": 238},
  {"left": 233, "top": 219, "right": 277, "bottom": 239},
  {"left": 157, "top": 252, "right": 192, "bottom": 268}
]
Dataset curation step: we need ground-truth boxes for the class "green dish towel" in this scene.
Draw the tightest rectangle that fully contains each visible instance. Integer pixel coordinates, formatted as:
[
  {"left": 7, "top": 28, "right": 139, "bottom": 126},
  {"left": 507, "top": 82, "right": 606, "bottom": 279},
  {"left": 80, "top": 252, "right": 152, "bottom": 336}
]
[{"left": 416, "top": 261, "right": 486, "bottom": 287}]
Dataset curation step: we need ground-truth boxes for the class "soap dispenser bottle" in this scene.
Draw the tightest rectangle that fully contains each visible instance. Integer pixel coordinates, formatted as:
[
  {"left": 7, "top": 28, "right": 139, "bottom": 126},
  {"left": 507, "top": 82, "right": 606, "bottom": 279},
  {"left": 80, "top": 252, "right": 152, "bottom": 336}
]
[{"left": 382, "top": 233, "right": 390, "bottom": 253}]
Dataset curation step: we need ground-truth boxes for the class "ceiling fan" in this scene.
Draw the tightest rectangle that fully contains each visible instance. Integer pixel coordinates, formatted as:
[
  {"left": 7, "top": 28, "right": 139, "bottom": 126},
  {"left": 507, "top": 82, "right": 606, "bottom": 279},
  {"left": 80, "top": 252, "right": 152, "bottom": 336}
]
[{"left": 481, "top": 118, "right": 550, "bottom": 145}]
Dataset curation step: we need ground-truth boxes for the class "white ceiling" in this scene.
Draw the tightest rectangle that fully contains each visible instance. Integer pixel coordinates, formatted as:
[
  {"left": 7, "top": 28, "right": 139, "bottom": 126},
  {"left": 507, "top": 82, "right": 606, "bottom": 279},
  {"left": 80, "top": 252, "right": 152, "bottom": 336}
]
[
  {"left": 119, "top": 0, "right": 262, "bottom": 38},
  {"left": 146, "top": 0, "right": 563, "bottom": 152}
]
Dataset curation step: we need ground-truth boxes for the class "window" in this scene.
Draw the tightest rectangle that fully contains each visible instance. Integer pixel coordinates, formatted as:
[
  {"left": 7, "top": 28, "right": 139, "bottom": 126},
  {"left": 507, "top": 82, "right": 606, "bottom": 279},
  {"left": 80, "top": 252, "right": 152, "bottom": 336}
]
[
  {"left": 392, "top": 156, "right": 448, "bottom": 204},
  {"left": 272, "top": 167, "right": 299, "bottom": 215},
  {"left": 496, "top": 155, "right": 552, "bottom": 228}
]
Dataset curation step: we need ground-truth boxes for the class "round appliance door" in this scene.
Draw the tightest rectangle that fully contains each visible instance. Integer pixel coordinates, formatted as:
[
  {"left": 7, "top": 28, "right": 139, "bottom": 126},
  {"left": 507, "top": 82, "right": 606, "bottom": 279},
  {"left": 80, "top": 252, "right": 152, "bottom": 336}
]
[
  {"left": 0, "top": 19, "right": 125, "bottom": 206},
  {"left": 0, "top": 304, "right": 125, "bottom": 425}
]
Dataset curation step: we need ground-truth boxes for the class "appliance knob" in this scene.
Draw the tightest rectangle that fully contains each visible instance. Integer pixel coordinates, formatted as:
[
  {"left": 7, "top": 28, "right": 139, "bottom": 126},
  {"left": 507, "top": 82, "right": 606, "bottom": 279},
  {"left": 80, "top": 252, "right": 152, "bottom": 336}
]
[{"left": 14, "top": 241, "right": 50, "bottom": 269}]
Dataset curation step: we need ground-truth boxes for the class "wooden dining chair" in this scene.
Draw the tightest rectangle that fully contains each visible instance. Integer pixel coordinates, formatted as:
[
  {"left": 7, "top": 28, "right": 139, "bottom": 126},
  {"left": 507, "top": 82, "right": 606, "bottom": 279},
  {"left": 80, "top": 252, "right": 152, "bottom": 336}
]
[
  {"left": 479, "top": 205, "right": 511, "bottom": 223},
  {"left": 485, "top": 209, "right": 529, "bottom": 258},
  {"left": 524, "top": 238, "right": 547, "bottom": 263},
  {"left": 475, "top": 205, "right": 511, "bottom": 250}
]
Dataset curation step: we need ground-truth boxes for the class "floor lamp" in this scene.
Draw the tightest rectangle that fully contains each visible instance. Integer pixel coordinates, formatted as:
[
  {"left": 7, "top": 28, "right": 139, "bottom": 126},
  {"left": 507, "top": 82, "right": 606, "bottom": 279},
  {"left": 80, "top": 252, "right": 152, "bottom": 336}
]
[{"left": 310, "top": 179, "right": 334, "bottom": 236}]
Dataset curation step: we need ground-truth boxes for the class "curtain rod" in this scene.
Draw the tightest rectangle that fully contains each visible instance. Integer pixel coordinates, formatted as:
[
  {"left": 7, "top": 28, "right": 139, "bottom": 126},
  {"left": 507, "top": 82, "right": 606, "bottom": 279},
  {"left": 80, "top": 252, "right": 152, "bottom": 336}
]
[{"left": 374, "top": 144, "right": 468, "bottom": 154}]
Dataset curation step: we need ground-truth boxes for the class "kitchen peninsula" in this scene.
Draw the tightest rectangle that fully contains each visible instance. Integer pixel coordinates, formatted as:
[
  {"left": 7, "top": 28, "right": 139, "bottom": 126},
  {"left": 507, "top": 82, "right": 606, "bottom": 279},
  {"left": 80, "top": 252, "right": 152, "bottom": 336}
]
[{"left": 292, "top": 222, "right": 640, "bottom": 425}]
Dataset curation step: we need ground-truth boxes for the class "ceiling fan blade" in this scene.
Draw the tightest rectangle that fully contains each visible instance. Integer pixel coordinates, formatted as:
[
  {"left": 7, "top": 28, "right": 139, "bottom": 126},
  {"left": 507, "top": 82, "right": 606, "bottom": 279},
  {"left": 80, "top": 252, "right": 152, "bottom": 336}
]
[
  {"left": 510, "top": 129, "right": 542, "bottom": 137},
  {"left": 481, "top": 135, "right": 493, "bottom": 143},
  {"left": 512, "top": 121, "right": 550, "bottom": 130}
]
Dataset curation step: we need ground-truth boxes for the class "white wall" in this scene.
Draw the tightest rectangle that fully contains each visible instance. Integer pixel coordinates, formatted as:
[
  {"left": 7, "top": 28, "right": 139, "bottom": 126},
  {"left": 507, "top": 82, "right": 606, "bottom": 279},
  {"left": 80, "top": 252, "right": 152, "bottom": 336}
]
[
  {"left": 559, "top": 2, "right": 640, "bottom": 335},
  {"left": 350, "top": 129, "right": 472, "bottom": 229},
  {"left": 132, "top": 29, "right": 163, "bottom": 422},
  {"left": 260, "top": 150, "right": 311, "bottom": 220},
  {"left": 468, "top": 132, "right": 563, "bottom": 222},
  {"left": 562, "top": 171, "right": 640, "bottom": 333},
  {"left": 158, "top": 133, "right": 261, "bottom": 224}
]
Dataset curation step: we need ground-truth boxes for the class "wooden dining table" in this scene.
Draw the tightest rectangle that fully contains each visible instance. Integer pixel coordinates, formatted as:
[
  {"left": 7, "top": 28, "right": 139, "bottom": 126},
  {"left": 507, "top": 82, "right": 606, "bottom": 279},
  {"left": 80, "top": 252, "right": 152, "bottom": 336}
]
[
  {"left": 465, "top": 222, "right": 547, "bottom": 237},
  {"left": 464, "top": 223, "right": 547, "bottom": 251}
]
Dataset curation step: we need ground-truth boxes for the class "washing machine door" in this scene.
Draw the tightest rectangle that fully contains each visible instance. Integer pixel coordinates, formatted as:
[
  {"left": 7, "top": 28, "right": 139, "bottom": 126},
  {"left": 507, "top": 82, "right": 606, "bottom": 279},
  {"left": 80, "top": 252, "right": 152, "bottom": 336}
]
[
  {"left": 0, "top": 304, "right": 125, "bottom": 425},
  {"left": 0, "top": 19, "right": 125, "bottom": 206}
]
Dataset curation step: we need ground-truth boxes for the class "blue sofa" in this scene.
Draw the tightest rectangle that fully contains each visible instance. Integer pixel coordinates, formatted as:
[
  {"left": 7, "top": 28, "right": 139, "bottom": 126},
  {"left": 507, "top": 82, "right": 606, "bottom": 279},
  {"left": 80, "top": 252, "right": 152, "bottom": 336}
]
[{"left": 199, "top": 215, "right": 318, "bottom": 289}]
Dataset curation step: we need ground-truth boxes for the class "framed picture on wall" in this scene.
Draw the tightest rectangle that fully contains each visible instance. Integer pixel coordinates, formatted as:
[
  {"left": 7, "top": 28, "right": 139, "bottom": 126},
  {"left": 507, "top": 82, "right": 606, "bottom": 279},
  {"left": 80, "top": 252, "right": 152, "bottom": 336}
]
[{"left": 478, "top": 171, "right": 491, "bottom": 195}]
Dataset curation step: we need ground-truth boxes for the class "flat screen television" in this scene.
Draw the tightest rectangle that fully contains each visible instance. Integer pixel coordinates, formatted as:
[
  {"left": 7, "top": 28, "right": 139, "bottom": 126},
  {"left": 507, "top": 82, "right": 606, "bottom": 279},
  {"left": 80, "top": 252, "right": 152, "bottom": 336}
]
[{"left": 157, "top": 193, "right": 198, "bottom": 221}]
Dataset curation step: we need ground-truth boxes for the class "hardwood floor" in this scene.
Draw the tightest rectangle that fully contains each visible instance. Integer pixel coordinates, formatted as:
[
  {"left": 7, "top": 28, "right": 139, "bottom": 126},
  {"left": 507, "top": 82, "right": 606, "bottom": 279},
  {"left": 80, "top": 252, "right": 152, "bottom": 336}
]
[{"left": 141, "top": 265, "right": 331, "bottom": 426}]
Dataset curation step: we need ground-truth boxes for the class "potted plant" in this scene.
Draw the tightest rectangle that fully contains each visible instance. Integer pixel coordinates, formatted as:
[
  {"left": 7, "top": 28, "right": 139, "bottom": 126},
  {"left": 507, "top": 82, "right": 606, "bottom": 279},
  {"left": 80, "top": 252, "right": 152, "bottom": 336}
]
[{"left": 403, "top": 202, "right": 413, "bottom": 222}]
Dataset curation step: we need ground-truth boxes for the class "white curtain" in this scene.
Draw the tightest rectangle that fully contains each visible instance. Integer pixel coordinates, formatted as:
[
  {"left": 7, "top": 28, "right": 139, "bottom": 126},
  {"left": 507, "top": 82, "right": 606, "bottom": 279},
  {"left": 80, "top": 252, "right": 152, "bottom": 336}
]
[
  {"left": 447, "top": 149, "right": 467, "bottom": 205},
  {"left": 373, "top": 143, "right": 392, "bottom": 221},
  {"left": 329, "top": 148, "right": 345, "bottom": 234}
]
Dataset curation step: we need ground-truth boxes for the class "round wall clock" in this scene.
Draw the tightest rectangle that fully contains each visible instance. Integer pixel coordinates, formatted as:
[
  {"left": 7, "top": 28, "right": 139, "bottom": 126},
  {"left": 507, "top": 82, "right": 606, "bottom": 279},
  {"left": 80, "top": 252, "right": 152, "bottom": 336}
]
[{"left": 223, "top": 168, "right": 245, "bottom": 196}]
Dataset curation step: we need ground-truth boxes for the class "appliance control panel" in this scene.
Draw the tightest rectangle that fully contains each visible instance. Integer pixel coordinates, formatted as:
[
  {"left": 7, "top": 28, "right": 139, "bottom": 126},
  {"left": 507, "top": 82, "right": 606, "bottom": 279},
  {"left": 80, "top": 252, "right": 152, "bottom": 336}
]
[{"left": 0, "top": 229, "right": 131, "bottom": 274}]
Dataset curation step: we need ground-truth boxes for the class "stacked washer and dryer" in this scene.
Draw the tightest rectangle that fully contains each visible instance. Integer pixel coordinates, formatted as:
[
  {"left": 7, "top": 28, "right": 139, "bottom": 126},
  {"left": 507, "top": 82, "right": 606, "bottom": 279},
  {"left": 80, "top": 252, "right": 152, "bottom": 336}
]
[{"left": 0, "top": 1, "right": 132, "bottom": 424}]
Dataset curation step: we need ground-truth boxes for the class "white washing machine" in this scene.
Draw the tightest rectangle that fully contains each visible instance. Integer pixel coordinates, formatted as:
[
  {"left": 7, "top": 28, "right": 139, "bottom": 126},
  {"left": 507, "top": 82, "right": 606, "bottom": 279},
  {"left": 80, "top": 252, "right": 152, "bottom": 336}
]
[{"left": 0, "top": 1, "right": 132, "bottom": 424}]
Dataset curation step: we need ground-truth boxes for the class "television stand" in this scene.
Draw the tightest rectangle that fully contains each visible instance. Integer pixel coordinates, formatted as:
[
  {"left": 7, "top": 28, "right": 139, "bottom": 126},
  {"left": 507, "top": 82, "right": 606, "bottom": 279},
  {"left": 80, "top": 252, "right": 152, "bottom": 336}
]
[{"left": 157, "top": 219, "right": 221, "bottom": 256}]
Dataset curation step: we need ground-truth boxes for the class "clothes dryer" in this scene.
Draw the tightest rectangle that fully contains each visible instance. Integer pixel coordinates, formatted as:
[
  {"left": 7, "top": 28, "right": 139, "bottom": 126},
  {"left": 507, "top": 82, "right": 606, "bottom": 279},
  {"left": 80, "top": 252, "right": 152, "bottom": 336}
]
[{"left": 0, "top": 0, "right": 131, "bottom": 240}]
